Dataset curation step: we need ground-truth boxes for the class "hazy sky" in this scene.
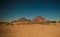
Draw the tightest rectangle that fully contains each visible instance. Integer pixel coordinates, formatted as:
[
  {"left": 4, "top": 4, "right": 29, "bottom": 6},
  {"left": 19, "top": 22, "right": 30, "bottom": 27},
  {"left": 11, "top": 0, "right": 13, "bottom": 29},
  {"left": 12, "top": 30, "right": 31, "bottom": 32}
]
[{"left": 0, "top": 0, "right": 60, "bottom": 22}]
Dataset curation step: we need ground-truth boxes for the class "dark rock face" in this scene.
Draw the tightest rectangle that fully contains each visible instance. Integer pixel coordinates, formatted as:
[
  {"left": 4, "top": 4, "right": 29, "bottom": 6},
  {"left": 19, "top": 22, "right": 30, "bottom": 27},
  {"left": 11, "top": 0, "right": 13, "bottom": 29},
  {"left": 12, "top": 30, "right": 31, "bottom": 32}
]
[{"left": 33, "top": 16, "right": 47, "bottom": 22}]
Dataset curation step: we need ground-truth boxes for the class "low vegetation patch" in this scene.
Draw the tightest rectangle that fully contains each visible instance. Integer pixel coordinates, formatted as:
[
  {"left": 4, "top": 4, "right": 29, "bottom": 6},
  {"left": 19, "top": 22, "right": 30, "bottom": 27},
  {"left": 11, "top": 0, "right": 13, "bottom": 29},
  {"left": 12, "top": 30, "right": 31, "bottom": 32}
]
[{"left": 0, "top": 21, "right": 57, "bottom": 25}]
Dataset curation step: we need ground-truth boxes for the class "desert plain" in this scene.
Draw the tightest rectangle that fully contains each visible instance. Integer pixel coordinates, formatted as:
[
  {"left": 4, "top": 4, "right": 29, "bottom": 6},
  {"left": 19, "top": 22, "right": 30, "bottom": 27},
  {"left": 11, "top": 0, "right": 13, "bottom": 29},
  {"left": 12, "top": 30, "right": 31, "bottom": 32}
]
[
  {"left": 0, "top": 23, "right": 60, "bottom": 37},
  {"left": 0, "top": 16, "right": 60, "bottom": 37}
]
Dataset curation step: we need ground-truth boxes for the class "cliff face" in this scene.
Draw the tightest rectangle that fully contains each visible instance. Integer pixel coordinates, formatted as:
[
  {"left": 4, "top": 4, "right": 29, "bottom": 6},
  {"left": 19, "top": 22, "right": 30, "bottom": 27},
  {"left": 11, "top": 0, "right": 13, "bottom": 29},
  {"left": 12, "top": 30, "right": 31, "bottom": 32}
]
[{"left": 33, "top": 16, "right": 47, "bottom": 22}]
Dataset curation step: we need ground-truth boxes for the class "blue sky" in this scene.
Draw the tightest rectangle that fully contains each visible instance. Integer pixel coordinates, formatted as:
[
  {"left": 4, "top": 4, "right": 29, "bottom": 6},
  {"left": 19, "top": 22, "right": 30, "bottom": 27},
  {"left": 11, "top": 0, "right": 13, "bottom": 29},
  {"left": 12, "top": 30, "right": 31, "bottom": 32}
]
[{"left": 0, "top": 0, "right": 60, "bottom": 22}]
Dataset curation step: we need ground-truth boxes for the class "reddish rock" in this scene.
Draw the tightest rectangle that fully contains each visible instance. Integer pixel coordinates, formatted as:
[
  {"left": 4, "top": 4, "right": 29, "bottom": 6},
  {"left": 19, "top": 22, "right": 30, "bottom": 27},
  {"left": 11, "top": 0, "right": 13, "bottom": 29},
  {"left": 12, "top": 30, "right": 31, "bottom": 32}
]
[
  {"left": 13, "top": 18, "right": 31, "bottom": 22},
  {"left": 18, "top": 18, "right": 28, "bottom": 22},
  {"left": 33, "top": 16, "right": 47, "bottom": 22},
  {"left": 12, "top": 16, "right": 47, "bottom": 23}
]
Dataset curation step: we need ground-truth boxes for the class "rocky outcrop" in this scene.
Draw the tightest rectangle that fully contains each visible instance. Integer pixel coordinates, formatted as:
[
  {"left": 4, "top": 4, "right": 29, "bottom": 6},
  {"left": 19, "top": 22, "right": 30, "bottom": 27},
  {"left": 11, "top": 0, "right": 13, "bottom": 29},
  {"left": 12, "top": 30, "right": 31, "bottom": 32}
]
[
  {"left": 12, "top": 16, "right": 47, "bottom": 23},
  {"left": 33, "top": 16, "right": 47, "bottom": 22}
]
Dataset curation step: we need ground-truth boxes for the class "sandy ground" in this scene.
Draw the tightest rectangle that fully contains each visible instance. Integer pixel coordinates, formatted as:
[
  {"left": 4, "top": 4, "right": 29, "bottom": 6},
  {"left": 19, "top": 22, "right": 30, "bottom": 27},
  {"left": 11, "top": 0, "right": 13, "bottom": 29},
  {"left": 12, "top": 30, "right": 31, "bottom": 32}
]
[{"left": 0, "top": 23, "right": 60, "bottom": 37}]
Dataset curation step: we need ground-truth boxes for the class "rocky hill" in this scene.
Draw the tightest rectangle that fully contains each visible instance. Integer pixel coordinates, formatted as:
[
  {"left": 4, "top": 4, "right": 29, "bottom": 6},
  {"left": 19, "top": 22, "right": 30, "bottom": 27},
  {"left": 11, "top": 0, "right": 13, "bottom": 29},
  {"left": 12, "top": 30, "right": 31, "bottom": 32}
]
[
  {"left": 12, "top": 18, "right": 31, "bottom": 22},
  {"left": 12, "top": 16, "right": 47, "bottom": 23},
  {"left": 33, "top": 16, "right": 47, "bottom": 22}
]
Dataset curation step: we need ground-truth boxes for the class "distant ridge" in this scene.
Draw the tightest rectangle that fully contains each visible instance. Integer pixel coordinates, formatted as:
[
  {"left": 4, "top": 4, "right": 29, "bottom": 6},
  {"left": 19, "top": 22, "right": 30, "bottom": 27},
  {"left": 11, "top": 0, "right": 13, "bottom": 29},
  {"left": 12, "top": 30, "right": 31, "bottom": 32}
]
[
  {"left": 12, "top": 16, "right": 47, "bottom": 22},
  {"left": 18, "top": 18, "right": 28, "bottom": 22},
  {"left": 13, "top": 18, "right": 31, "bottom": 22},
  {"left": 33, "top": 16, "right": 47, "bottom": 22}
]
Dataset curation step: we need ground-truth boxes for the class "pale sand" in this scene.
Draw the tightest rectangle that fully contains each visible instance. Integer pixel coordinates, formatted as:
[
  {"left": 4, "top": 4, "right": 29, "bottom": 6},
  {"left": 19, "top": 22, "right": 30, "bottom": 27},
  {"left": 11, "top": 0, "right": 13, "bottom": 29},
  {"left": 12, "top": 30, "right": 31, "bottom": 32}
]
[{"left": 0, "top": 23, "right": 60, "bottom": 37}]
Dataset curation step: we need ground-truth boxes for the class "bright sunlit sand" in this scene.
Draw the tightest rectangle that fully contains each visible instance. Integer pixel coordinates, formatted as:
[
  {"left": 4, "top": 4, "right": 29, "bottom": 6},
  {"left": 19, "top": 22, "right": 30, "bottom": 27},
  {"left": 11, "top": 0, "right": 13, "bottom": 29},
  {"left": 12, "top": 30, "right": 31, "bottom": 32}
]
[{"left": 0, "top": 23, "right": 60, "bottom": 37}]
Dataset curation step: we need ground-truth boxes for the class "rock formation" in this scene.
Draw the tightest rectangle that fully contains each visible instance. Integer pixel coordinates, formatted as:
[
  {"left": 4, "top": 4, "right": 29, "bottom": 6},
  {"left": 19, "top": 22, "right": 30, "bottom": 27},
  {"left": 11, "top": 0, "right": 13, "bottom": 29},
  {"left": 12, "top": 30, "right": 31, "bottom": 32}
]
[{"left": 33, "top": 16, "right": 47, "bottom": 22}]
